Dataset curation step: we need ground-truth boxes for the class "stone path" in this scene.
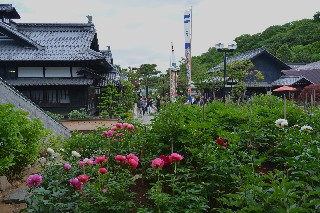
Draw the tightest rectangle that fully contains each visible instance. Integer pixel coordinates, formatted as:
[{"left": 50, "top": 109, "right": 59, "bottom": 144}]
[{"left": 133, "top": 104, "right": 154, "bottom": 125}]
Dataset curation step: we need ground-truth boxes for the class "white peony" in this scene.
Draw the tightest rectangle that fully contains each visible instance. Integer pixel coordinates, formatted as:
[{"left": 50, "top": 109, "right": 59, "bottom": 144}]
[
  {"left": 275, "top": 119, "right": 288, "bottom": 128},
  {"left": 47, "top": 148, "right": 55, "bottom": 155},
  {"left": 300, "top": 125, "right": 313, "bottom": 131},
  {"left": 72, "top": 151, "right": 81, "bottom": 158}
]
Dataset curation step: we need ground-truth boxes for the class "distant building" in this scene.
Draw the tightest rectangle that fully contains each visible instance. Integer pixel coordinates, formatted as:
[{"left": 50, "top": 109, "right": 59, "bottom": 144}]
[
  {"left": 0, "top": 4, "right": 121, "bottom": 115},
  {"left": 208, "top": 47, "right": 292, "bottom": 97}
]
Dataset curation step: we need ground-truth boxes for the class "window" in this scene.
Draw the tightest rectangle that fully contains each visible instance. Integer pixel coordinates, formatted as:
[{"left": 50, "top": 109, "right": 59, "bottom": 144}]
[
  {"left": 31, "top": 90, "right": 43, "bottom": 103},
  {"left": 58, "top": 89, "right": 70, "bottom": 103},
  {"left": 6, "top": 67, "right": 16, "bottom": 79},
  {"left": 47, "top": 89, "right": 70, "bottom": 104}
]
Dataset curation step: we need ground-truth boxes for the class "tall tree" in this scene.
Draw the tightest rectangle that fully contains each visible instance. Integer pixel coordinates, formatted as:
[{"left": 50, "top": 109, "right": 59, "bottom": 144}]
[{"left": 137, "top": 64, "right": 161, "bottom": 98}]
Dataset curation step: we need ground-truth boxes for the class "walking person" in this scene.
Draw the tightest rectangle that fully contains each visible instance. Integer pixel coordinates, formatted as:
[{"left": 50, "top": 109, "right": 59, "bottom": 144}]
[
  {"left": 156, "top": 95, "right": 161, "bottom": 112},
  {"left": 136, "top": 98, "right": 142, "bottom": 118},
  {"left": 141, "top": 97, "right": 147, "bottom": 116}
]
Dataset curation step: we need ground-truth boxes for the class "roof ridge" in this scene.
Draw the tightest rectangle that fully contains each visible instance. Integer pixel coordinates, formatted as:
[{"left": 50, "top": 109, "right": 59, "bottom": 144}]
[{"left": 0, "top": 21, "right": 44, "bottom": 50}]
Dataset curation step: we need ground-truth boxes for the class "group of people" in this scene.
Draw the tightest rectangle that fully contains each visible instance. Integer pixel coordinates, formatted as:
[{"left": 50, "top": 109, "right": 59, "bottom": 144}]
[{"left": 136, "top": 95, "right": 161, "bottom": 118}]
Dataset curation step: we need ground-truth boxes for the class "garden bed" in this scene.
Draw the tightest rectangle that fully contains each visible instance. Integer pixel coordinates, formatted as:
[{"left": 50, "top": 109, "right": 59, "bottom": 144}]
[{"left": 60, "top": 119, "right": 118, "bottom": 132}]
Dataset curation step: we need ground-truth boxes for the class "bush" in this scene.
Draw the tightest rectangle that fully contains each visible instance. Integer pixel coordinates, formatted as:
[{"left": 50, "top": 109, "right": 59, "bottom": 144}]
[
  {"left": 0, "top": 104, "right": 49, "bottom": 178},
  {"left": 298, "top": 84, "right": 320, "bottom": 103}
]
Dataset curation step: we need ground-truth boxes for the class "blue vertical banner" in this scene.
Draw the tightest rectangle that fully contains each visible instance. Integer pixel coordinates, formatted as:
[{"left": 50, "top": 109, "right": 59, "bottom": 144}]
[{"left": 184, "top": 9, "right": 192, "bottom": 103}]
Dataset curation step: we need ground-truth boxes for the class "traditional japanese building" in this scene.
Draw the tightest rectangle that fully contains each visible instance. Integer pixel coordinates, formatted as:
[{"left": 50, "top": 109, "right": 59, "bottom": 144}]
[
  {"left": 208, "top": 47, "right": 292, "bottom": 96},
  {"left": 0, "top": 4, "right": 120, "bottom": 115}
]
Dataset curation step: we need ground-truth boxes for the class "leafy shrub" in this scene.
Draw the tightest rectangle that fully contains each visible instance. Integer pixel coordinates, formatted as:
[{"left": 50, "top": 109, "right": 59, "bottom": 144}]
[
  {"left": 298, "top": 84, "right": 320, "bottom": 103},
  {"left": 24, "top": 95, "right": 320, "bottom": 211},
  {"left": 67, "top": 108, "right": 90, "bottom": 120},
  {"left": 0, "top": 104, "right": 49, "bottom": 178},
  {"left": 46, "top": 111, "right": 64, "bottom": 121}
]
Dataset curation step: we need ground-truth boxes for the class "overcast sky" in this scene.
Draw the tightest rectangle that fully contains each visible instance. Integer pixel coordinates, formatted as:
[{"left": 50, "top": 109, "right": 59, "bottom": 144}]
[{"left": 9, "top": 0, "right": 320, "bottom": 72}]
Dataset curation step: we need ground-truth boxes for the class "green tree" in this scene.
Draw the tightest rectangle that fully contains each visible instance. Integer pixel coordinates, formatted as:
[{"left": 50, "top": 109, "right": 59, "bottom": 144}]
[
  {"left": 137, "top": 64, "right": 161, "bottom": 98},
  {"left": 98, "top": 83, "right": 122, "bottom": 118},
  {"left": 276, "top": 44, "right": 292, "bottom": 62}
]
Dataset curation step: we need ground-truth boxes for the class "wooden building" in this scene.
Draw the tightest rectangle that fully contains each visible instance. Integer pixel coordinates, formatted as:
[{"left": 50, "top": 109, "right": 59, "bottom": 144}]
[
  {"left": 208, "top": 47, "right": 292, "bottom": 97},
  {"left": 0, "top": 4, "right": 120, "bottom": 115}
]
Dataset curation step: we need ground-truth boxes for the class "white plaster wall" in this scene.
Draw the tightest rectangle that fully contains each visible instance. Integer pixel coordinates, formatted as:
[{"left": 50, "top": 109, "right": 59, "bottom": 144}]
[
  {"left": 72, "top": 67, "right": 84, "bottom": 77},
  {"left": 45, "top": 67, "right": 71, "bottom": 77},
  {"left": 18, "top": 67, "right": 43, "bottom": 77}
]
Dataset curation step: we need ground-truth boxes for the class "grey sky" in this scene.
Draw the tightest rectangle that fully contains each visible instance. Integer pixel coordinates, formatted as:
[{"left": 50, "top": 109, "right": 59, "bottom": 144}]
[{"left": 9, "top": 0, "right": 320, "bottom": 72}]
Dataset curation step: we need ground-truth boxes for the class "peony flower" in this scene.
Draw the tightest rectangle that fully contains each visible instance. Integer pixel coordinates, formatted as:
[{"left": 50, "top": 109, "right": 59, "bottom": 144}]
[
  {"left": 70, "top": 178, "right": 83, "bottom": 190},
  {"left": 72, "top": 151, "right": 81, "bottom": 158},
  {"left": 78, "top": 157, "right": 95, "bottom": 167},
  {"left": 95, "top": 155, "right": 106, "bottom": 164},
  {"left": 99, "top": 167, "right": 108, "bottom": 174},
  {"left": 300, "top": 125, "right": 313, "bottom": 131},
  {"left": 111, "top": 126, "right": 118, "bottom": 132},
  {"left": 116, "top": 133, "right": 125, "bottom": 137},
  {"left": 275, "top": 119, "right": 288, "bottom": 128},
  {"left": 116, "top": 123, "right": 123, "bottom": 129},
  {"left": 160, "top": 155, "right": 171, "bottom": 166},
  {"left": 26, "top": 174, "right": 42, "bottom": 188},
  {"left": 114, "top": 155, "right": 126, "bottom": 164},
  {"left": 127, "top": 153, "right": 139, "bottom": 163},
  {"left": 102, "top": 130, "right": 114, "bottom": 138},
  {"left": 216, "top": 137, "right": 228, "bottom": 148},
  {"left": 46, "top": 148, "right": 55, "bottom": 155},
  {"left": 169, "top": 153, "right": 184, "bottom": 163},
  {"left": 127, "top": 158, "right": 139, "bottom": 169},
  {"left": 64, "top": 163, "right": 72, "bottom": 170},
  {"left": 38, "top": 157, "right": 46, "bottom": 165},
  {"left": 102, "top": 188, "right": 107, "bottom": 193},
  {"left": 127, "top": 124, "right": 134, "bottom": 131},
  {"left": 151, "top": 158, "right": 164, "bottom": 169},
  {"left": 122, "top": 123, "right": 129, "bottom": 129},
  {"left": 78, "top": 174, "right": 89, "bottom": 182}
]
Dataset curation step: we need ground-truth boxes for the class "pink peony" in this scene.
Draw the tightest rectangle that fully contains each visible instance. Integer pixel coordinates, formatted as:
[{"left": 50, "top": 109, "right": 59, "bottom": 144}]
[
  {"left": 122, "top": 123, "right": 129, "bottom": 129},
  {"left": 99, "top": 167, "right": 108, "bottom": 174},
  {"left": 160, "top": 155, "right": 171, "bottom": 166},
  {"left": 116, "top": 123, "right": 123, "bottom": 128},
  {"left": 102, "top": 188, "right": 107, "bottom": 193},
  {"left": 26, "top": 174, "right": 42, "bottom": 188},
  {"left": 102, "top": 130, "right": 114, "bottom": 138},
  {"left": 127, "top": 153, "right": 139, "bottom": 162},
  {"left": 111, "top": 126, "right": 118, "bottom": 132},
  {"left": 169, "top": 153, "right": 184, "bottom": 163},
  {"left": 78, "top": 157, "right": 95, "bottom": 167},
  {"left": 127, "top": 124, "right": 134, "bottom": 131},
  {"left": 70, "top": 178, "right": 83, "bottom": 190},
  {"left": 114, "top": 155, "right": 127, "bottom": 164},
  {"left": 116, "top": 133, "right": 125, "bottom": 137},
  {"left": 95, "top": 155, "right": 106, "bottom": 164},
  {"left": 64, "top": 163, "right": 72, "bottom": 170},
  {"left": 78, "top": 174, "right": 89, "bottom": 182},
  {"left": 127, "top": 158, "right": 139, "bottom": 169},
  {"left": 151, "top": 158, "right": 165, "bottom": 169}
]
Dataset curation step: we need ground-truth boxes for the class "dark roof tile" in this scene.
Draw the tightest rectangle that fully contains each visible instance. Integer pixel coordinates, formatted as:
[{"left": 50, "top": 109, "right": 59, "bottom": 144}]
[{"left": 6, "top": 78, "right": 94, "bottom": 86}]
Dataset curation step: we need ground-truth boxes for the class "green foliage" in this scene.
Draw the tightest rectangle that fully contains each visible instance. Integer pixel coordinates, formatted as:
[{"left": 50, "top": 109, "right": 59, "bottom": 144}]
[
  {"left": 98, "top": 82, "right": 135, "bottom": 119},
  {"left": 67, "top": 108, "right": 90, "bottom": 120},
  {"left": 0, "top": 104, "right": 49, "bottom": 177},
  {"left": 24, "top": 95, "right": 320, "bottom": 212},
  {"left": 98, "top": 83, "right": 122, "bottom": 118},
  {"left": 46, "top": 111, "right": 64, "bottom": 121}
]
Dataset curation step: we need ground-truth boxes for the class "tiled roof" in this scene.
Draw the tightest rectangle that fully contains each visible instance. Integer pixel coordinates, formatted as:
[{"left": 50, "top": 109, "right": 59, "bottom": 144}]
[
  {"left": 282, "top": 69, "right": 320, "bottom": 84},
  {"left": 0, "top": 21, "right": 106, "bottom": 61},
  {"left": 271, "top": 76, "right": 311, "bottom": 86},
  {"left": 246, "top": 81, "right": 272, "bottom": 88},
  {"left": 208, "top": 47, "right": 291, "bottom": 73},
  {"left": 5, "top": 78, "right": 94, "bottom": 86},
  {"left": 294, "top": 61, "right": 320, "bottom": 71}
]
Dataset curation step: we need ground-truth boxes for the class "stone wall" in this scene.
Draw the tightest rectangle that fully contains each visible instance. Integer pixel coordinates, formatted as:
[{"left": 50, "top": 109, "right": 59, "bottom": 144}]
[{"left": 0, "top": 78, "right": 71, "bottom": 139}]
